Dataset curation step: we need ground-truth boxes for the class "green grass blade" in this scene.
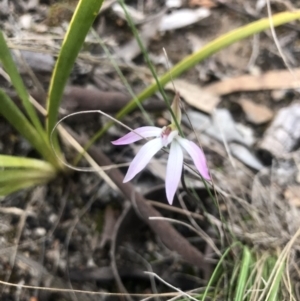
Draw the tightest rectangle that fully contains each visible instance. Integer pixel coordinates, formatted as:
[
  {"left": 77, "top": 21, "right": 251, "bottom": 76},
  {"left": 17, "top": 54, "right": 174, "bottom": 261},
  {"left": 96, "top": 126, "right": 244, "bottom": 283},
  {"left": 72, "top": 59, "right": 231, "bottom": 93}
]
[
  {"left": 266, "top": 258, "right": 285, "bottom": 301},
  {"left": 234, "top": 246, "right": 252, "bottom": 301},
  {"left": 0, "top": 90, "right": 60, "bottom": 168},
  {"left": 87, "top": 10, "right": 300, "bottom": 145},
  {"left": 46, "top": 0, "right": 104, "bottom": 138},
  {"left": 0, "top": 155, "right": 55, "bottom": 172},
  {"left": 201, "top": 242, "right": 241, "bottom": 301},
  {"left": 228, "top": 260, "right": 241, "bottom": 300},
  {"left": 0, "top": 31, "right": 45, "bottom": 138}
]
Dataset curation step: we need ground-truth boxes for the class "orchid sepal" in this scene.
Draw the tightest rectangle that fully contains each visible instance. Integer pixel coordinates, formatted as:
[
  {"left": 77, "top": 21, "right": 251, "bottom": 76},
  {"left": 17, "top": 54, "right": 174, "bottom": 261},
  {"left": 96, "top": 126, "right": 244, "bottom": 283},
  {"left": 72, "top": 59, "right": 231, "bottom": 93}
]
[
  {"left": 111, "top": 126, "right": 161, "bottom": 145},
  {"left": 123, "top": 137, "right": 163, "bottom": 183}
]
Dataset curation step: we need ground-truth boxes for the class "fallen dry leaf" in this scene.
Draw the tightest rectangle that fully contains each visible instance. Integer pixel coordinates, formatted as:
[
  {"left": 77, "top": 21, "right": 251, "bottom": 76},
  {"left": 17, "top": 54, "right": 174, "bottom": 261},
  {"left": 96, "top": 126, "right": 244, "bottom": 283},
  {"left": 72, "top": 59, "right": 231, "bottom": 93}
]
[
  {"left": 166, "top": 79, "right": 220, "bottom": 113},
  {"left": 173, "top": 69, "right": 300, "bottom": 114},
  {"left": 239, "top": 98, "right": 273, "bottom": 124},
  {"left": 203, "top": 68, "right": 300, "bottom": 96}
]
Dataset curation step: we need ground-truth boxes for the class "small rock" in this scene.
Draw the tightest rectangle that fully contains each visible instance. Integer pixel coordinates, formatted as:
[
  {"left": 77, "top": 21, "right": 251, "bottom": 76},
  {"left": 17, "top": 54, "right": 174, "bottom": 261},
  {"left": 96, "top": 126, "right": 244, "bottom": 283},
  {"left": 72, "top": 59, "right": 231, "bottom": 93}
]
[
  {"left": 271, "top": 89, "right": 287, "bottom": 102},
  {"left": 166, "top": 0, "right": 182, "bottom": 8},
  {"left": 34, "top": 227, "right": 46, "bottom": 237},
  {"left": 239, "top": 98, "right": 273, "bottom": 124},
  {"left": 159, "top": 8, "right": 210, "bottom": 32},
  {"left": 87, "top": 258, "right": 96, "bottom": 267},
  {"left": 19, "top": 14, "right": 32, "bottom": 29},
  {"left": 49, "top": 213, "right": 58, "bottom": 224},
  {"left": 248, "top": 65, "right": 261, "bottom": 76}
]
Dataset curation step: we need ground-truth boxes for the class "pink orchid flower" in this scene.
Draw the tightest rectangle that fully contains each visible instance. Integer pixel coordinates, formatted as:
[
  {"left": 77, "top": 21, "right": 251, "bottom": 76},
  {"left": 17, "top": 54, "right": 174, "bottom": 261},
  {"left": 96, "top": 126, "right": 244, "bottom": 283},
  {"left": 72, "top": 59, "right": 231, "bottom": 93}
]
[{"left": 112, "top": 94, "right": 210, "bottom": 205}]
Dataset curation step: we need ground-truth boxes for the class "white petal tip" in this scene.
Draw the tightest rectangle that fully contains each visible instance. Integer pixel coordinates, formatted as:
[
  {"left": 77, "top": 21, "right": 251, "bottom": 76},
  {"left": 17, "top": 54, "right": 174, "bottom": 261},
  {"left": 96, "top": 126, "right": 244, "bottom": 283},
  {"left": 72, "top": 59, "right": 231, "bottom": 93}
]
[
  {"left": 201, "top": 170, "right": 211, "bottom": 181},
  {"left": 123, "top": 176, "right": 130, "bottom": 183},
  {"left": 166, "top": 189, "right": 176, "bottom": 205},
  {"left": 167, "top": 197, "right": 174, "bottom": 205}
]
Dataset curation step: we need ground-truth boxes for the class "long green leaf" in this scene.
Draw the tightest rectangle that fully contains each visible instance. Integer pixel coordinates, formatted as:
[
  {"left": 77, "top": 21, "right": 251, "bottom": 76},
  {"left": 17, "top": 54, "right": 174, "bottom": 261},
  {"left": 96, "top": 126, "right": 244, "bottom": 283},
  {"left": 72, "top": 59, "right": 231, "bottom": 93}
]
[
  {"left": 0, "top": 31, "right": 45, "bottom": 138},
  {"left": 46, "top": 0, "right": 104, "bottom": 138},
  {"left": 0, "top": 90, "right": 61, "bottom": 168},
  {"left": 0, "top": 184, "right": 32, "bottom": 196},
  {"left": 87, "top": 10, "right": 300, "bottom": 146},
  {"left": 0, "top": 169, "right": 55, "bottom": 184},
  {"left": 0, "top": 155, "right": 55, "bottom": 172},
  {"left": 0, "top": 168, "right": 56, "bottom": 196},
  {"left": 0, "top": 179, "right": 50, "bottom": 196}
]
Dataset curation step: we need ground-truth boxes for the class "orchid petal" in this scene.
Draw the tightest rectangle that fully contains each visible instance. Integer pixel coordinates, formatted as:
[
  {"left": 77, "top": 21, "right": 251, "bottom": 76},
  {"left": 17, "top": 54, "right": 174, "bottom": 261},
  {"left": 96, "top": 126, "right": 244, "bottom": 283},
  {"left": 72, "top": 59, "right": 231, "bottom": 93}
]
[
  {"left": 166, "top": 140, "right": 183, "bottom": 205},
  {"left": 111, "top": 126, "right": 161, "bottom": 145},
  {"left": 177, "top": 137, "right": 210, "bottom": 180},
  {"left": 123, "top": 138, "right": 163, "bottom": 182}
]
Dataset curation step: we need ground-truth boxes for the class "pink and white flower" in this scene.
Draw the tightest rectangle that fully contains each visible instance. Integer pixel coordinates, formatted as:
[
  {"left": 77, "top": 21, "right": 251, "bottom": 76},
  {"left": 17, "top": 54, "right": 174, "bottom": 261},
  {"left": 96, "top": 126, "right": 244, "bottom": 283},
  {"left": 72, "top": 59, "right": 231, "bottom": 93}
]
[{"left": 112, "top": 96, "right": 210, "bottom": 205}]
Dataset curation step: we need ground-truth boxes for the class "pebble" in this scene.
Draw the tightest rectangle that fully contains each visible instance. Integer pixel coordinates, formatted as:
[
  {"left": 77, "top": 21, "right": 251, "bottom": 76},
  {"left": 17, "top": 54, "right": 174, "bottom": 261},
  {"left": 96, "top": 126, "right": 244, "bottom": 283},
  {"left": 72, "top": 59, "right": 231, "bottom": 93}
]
[
  {"left": 34, "top": 227, "right": 46, "bottom": 237},
  {"left": 49, "top": 213, "right": 58, "bottom": 224}
]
